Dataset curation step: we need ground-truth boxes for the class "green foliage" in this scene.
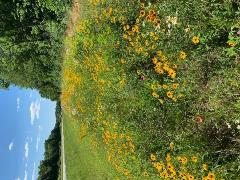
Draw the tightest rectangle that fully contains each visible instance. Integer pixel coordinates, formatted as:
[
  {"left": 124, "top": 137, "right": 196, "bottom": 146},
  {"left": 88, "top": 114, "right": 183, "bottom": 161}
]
[
  {"left": 0, "top": 79, "right": 10, "bottom": 89},
  {"left": 0, "top": 0, "right": 72, "bottom": 100}
]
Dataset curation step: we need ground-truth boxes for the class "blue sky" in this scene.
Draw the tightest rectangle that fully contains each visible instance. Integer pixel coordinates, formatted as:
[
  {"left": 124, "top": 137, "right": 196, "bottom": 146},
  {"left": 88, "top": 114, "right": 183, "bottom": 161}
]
[{"left": 0, "top": 86, "right": 56, "bottom": 180}]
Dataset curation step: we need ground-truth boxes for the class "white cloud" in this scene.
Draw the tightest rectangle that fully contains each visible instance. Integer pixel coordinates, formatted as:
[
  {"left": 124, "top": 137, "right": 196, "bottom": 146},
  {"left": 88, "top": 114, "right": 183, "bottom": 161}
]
[
  {"left": 17, "top": 97, "right": 20, "bottom": 112},
  {"left": 29, "top": 101, "right": 41, "bottom": 125},
  {"left": 39, "top": 125, "right": 42, "bottom": 131},
  {"left": 25, "top": 142, "right": 29, "bottom": 159},
  {"left": 9, "top": 141, "right": 14, "bottom": 151},
  {"left": 15, "top": 177, "right": 20, "bottom": 180},
  {"left": 24, "top": 170, "right": 27, "bottom": 180},
  {"left": 36, "top": 125, "right": 42, "bottom": 152},
  {"left": 32, "top": 163, "right": 36, "bottom": 180},
  {"left": 36, "top": 137, "right": 40, "bottom": 152}
]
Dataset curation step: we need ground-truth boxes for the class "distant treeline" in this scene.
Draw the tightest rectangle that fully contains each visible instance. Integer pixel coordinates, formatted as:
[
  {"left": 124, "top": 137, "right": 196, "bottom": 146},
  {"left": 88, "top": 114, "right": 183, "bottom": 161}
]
[
  {"left": 0, "top": 0, "right": 72, "bottom": 100},
  {"left": 38, "top": 101, "right": 62, "bottom": 180}
]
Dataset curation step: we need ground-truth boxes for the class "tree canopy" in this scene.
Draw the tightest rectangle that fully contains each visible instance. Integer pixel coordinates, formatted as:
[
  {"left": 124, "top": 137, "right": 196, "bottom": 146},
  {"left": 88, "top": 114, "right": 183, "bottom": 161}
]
[{"left": 0, "top": 0, "right": 71, "bottom": 100}]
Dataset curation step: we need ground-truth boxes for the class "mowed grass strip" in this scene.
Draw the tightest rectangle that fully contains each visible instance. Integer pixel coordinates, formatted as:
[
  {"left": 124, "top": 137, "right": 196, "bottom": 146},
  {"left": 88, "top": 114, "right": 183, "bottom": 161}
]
[{"left": 63, "top": 114, "right": 117, "bottom": 180}]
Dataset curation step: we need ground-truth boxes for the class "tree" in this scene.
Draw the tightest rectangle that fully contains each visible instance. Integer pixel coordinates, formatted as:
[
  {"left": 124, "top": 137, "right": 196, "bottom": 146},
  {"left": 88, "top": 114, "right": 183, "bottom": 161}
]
[
  {"left": 0, "top": 79, "right": 10, "bottom": 89},
  {"left": 0, "top": 0, "right": 71, "bottom": 100}
]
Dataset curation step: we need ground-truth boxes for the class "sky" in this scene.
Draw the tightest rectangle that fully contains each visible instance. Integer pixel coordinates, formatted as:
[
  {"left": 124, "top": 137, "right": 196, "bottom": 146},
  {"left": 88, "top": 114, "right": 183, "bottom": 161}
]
[{"left": 0, "top": 86, "right": 56, "bottom": 180}]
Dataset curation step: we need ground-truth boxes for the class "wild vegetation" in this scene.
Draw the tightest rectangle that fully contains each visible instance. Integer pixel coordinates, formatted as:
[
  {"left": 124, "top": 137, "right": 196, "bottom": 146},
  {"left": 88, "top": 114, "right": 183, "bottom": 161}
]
[
  {"left": 1, "top": 0, "right": 239, "bottom": 179},
  {"left": 61, "top": 0, "right": 239, "bottom": 179}
]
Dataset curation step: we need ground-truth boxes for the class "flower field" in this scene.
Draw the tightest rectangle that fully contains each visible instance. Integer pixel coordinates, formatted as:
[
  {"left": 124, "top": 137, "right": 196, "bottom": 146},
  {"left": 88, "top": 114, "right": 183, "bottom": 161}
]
[{"left": 61, "top": 0, "right": 240, "bottom": 179}]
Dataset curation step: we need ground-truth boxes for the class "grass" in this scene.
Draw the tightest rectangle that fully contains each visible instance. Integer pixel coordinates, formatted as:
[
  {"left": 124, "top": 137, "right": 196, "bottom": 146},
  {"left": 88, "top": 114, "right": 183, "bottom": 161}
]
[
  {"left": 61, "top": 0, "right": 240, "bottom": 179},
  {"left": 63, "top": 113, "right": 118, "bottom": 179}
]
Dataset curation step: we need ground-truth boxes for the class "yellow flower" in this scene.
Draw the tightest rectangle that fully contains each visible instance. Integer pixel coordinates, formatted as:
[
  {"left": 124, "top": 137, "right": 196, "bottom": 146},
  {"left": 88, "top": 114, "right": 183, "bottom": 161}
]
[
  {"left": 123, "top": 169, "right": 130, "bottom": 176},
  {"left": 228, "top": 41, "right": 236, "bottom": 47},
  {"left": 166, "top": 153, "right": 171, "bottom": 161},
  {"left": 178, "top": 156, "right": 188, "bottom": 164},
  {"left": 168, "top": 69, "right": 176, "bottom": 79},
  {"left": 177, "top": 93, "right": 184, "bottom": 98},
  {"left": 188, "top": 175, "right": 195, "bottom": 180},
  {"left": 207, "top": 172, "right": 215, "bottom": 180},
  {"left": 167, "top": 162, "right": 174, "bottom": 171},
  {"left": 172, "top": 83, "right": 179, "bottom": 89},
  {"left": 119, "top": 16, "right": 125, "bottom": 22},
  {"left": 136, "top": 70, "right": 141, "bottom": 75},
  {"left": 152, "top": 92, "right": 159, "bottom": 98},
  {"left": 160, "top": 171, "right": 169, "bottom": 179},
  {"left": 143, "top": 170, "right": 149, "bottom": 176},
  {"left": 136, "top": 18, "right": 140, "bottom": 24},
  {"left": 151, "top": 84, "right": 157, "bottom": 90},
  {"left": 162, "top": 84, "right": 168, "bottom": 89},
  {"left": 192, "top": 36, "right": 200, "bottom": 44},
  {"left": 122, "top": 34, "right": 128, "bottom": 39},
  {"left": 153, "top": 162, "right": 164, "bottom": 171},
  {"left": 108, "top": 7, "right": 113, "bottom": 15},
  {"left": 152, "top": 57, "right": 158, "bottom": 64},
  {"left": 179, "top": 172, "right": 187, "bottom": 178},
  {"left": 172, "top": 97, "right": 177, "bottom": 102},
  {"left": 151, "top": 45, "right": 156, "bottom": 50},
  {"left": 120, "top": 59, "right": 126, "bottom": 64},
  {"left": 119, "top": 79, "right": 125, "bottom": 87},
  {"left": 155, "top": 67, "right": 164, "bottom": 74},
  {"left": 173, "top": 64, "right": 178, "bottom": 69},
  {"left": 170, "top": 142, "right": 174, "bottom": 150},
  {"left": 169, "top": 169, "right": 177, "bottom": 177},
  {"left": 160, "top": 55, "right": 167, "bottom": 61},
  {"left": 150, "top": 153, "right": 157, "bottom": 161},
  {"left": 202, "top": 164, "right": 208, "bottom": 170},
  {"left": 155, "top": 62, "right": 162, "bottom": 68},
  {"left": 158, "top": 99, "right": 164, "bottom": 105},
  {"left": 111, "top": 16, "right": 116, "bottom": 23},
  {"left": 167, "top": 91, "right": 173, "bottom": 99},
  {"left": 157, "top": 50, "right": 163, "bottom": 56},
  {"left": 163, "top": 63, "right": 170, "bottom": 71},
  {"left": 179, "top": 51, "right": 187, "bottom": 60},
  {"left": 154, "top": 36, "right": 159, "bottom": 41},
  {"left": 145, "top": 40, "right": 149, "bottom": 46},
  {"left": 185, "top": 27, "right": 191, "bottom": 33},
  {"left": 191, "top": 156, "right": 198, "bottom": 163}
]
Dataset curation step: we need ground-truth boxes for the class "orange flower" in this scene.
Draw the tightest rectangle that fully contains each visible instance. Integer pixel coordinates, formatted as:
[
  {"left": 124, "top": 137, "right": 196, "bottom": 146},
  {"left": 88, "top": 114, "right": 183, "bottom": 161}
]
[
  {"left": 207, "top": 172, "right": 215, "bottom": 180},
  {"left": 167, "top": 91, "right": 173, "bottom": 99},
  {"left": 228, "top": 41, "right": 236, "bottom": 47},
  {"left": 140, "top": 10, "right": 145, "bottom": 17}
]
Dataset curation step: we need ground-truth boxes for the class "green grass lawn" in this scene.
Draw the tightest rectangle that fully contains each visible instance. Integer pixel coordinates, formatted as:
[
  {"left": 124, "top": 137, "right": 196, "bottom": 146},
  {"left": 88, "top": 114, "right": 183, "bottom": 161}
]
[
  {"left": 63, "top": 113, "right": 118, "bottom": 179},
  {"left": 61, "top": 0, "right": 240, "bottom": 179}
]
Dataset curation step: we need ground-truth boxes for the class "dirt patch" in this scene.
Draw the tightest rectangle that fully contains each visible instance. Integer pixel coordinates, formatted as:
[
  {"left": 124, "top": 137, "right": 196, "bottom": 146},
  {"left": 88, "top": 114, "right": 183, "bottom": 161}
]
[{"left": 65, "top": 0, "right": 80, "bottom": 38}]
